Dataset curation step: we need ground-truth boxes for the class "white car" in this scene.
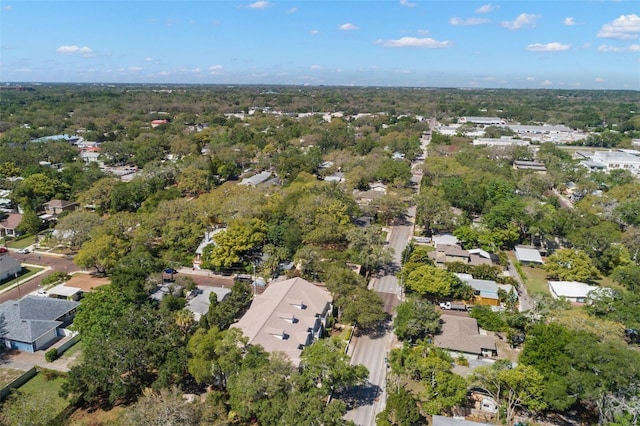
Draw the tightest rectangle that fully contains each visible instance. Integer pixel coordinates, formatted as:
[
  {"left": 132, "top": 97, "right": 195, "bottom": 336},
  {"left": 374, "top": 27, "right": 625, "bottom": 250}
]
[{"left": 16, "top": 248, "right": 30, "bottom": 254}]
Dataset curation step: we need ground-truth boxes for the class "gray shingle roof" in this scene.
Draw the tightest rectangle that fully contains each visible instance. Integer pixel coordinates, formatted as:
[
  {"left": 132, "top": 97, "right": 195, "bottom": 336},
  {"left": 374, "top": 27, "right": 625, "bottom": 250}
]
[{"left": 0, "top": 296, "right": 78, "bottom": 344}]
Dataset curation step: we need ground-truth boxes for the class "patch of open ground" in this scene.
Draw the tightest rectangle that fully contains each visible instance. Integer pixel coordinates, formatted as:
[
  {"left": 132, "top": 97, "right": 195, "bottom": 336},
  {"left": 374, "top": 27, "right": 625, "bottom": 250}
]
[
  {"left": 65, "top": 274, "right": 110, "bottom": 292},
  {"left": 18, "top": 371, "right": 70, "bottom": 418},
  {"left": 67, "top": 405, "right": 128, "bottom": 426},
  {"left": 0, "top": 367, "right": 24, "bottom": 387}
]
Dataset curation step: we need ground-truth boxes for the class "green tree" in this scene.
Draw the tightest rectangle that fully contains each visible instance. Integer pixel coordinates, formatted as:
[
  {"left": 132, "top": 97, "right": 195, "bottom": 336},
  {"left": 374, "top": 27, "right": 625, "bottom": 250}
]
[
  {"left": 393, "top": 298, "right": 441, "bottom": 342},
  {"left": 0, "top": 390, "right": 61, "bottom": 426},
  {"left": 16, "top": 208, "right": 41, "bottom": 236},
  {"left": 124, "top": 387, "right": 202, "bottom": 426},
  {"left": 205, "top": 218, "right": 267, "bottom": 269},
  {"left": 12, "top": 172, "right": 70, "bottom": 211},
  {"left": 469, "top": 363, "right": 546, "bottom": 425},
  {"left": 404, "top": 265, "right": 462, "bottom": 298},
  {"left": 544, "top": 248, "right": 600, "bottom": 281},
  {"left": 376, "top": 388, "right": 422, "bottom": 426},
  {"left": 299, "top": 337, "right": 369, "bottom": 396},
  {"left": 339, "top": 286, "right": 387, "bottom": 329},
  {"left": 346, "top": 225, "right": 393, "bottom": 279},
  {"left": 54, "top": 210, "right": 104, "bottom": 250},
  {"left": 74, "top": 233, "right": 130, "bottom": 274}
]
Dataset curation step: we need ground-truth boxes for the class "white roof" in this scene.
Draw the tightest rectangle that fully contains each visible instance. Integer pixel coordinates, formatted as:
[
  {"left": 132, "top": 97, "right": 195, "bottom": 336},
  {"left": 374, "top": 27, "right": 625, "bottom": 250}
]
[
  {"left": 46, "top": 284, "right": 82, "bottom": 297},
  {"left": 515, "top": 247, "right": 543, "bottom": 264},
  {"left": 432, "top": 234, "right": 459, "bottom": 248},
  {"left": 548, "top": 281, "right": 601, "bottom": 299}
]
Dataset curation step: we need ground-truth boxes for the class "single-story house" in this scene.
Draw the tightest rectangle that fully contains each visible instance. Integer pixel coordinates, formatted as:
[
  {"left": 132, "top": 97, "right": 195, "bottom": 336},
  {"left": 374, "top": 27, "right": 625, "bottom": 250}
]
[
  {"left": 186, "top": 286, "right": 232, "bottom": 321},
  {"left": 548, "top": 281, "right": 609, "bottom": 304},
  {"left": 232, "top": 277, "right": 332, "bottom": 366},
  {"left": 0, "top": 252, "right": 22, "bottom": 282},
  {"left": 0, "top": 213, "right": 23, "bottom": 238},
  {"left": 0, "top": 296, "right": 79, "bottom": 352},
  {"left": 434, "top": 314, "right": 497, "bottom": 361},
  {"left": 43, "top": 199, "right": 78, "bottom": 217},
  {"left": 514, "top": 246, "right": 544, "bottom": 265},
  {"left": 456, "top": 274, "right": 500, "bottom": 306},
  {"left": 239, "top": 171, "right": 272, "bottom": 187},
  {"left": 432, "top": 234, "right": 460, "bottom": 249},
  {"left": 193, "top": 228, "right": 225, "bottom": 268}
]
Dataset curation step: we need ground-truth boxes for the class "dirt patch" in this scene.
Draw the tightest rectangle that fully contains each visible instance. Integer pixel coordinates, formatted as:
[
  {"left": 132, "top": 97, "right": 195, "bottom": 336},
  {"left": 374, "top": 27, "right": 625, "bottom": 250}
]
[
  {"left": 65, "top": 274, "right": 110, "bottom": 292},
  {"left": 0, "top": 367, "right": 25, "bottom": 387},
  {"left": 67, "top": 405, "right": 128, "bottom": 426}
]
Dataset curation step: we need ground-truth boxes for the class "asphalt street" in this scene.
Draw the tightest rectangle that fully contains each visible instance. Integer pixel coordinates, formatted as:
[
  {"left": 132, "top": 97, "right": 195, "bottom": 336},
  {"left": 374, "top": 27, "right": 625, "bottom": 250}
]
[{"left": 344, "top": 124, "right": 432, "bottom": 425}]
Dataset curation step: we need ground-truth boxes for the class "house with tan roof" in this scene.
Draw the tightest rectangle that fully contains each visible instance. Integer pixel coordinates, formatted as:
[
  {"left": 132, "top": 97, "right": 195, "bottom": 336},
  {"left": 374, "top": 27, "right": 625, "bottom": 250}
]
[
  {"left": 0, "top": 213, "right": 23, "bottom": 238},
  {"left": 232, "top": 277, "right": 332, "bottom": 366},
  {"left": 434, "top": 314, "right": 497, "bottom": 361}
]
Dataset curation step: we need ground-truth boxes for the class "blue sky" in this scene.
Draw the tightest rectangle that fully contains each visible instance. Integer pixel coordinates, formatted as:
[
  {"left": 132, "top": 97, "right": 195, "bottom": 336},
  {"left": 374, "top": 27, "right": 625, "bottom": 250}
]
[{"left": 1, "top": 1, "right": 638, "bottom": 89}]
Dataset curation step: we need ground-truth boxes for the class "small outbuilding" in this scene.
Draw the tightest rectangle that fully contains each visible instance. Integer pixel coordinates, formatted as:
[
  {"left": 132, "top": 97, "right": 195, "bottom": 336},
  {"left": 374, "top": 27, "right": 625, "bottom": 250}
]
[{"left": 514, "top": 246, "right": 544, "bottom": 265}]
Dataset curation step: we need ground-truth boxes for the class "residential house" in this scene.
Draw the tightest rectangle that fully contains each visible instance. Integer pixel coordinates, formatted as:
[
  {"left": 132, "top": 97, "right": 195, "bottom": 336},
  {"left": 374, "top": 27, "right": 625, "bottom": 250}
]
[
  {"left": 43, "top": 199, "right": 78, "bottom": 217},
  {"left": 239, "top": 171, "right": 272, "bottom": 187},
  {"left": 513, "top": 160, "right": 547, "bottom": 173},
  {"left": 193, "top": 228, "right": 225, "bottom": 269},
  {"left": 429, "top": 245, "right": 494, "bottom": 267},
  {"left": 514, "top": 246, "right": 544, "bottom": 265},
  {"left": 433, "top": 314, "right": 497, "bottom": 361},
  {"left": 548, "top": 281, "right": 610, "bottom": 304},
  {"left": 456, "top": 274, "right": 500, "bottom": 307},
  {"left": 232, "top": 277, "right": 332, "bottom": 366},
  {"left": 0, "top": 251, "right": 22, "bottom": 281},
  {"left": 186, "top": 286, "right": 232, "bottom": 321},
  {"left": 0, "top": 213, "right": 23, "bottom": 238},
  {"left": 578, "top": 150, "right": 640, "bottom": 175},
  {"left": 0, "top": 296, "right": 79, "bottom": 352},
  {"left": 45, "top": 284, "right": 83, "bottom": 301},
  {"left": 151, "top": 119, "right": 169, "bottom": 128}
]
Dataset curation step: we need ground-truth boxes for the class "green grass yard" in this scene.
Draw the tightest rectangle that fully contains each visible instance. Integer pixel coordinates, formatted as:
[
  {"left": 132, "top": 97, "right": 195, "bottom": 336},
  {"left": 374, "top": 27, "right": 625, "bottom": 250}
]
[
  {"left": 0, "top": 266, "right": 45, "bottom": 292},
  {"left": 4, "top": 235, "right": 37, "bottom": 249},
  {"left": 521, "top": 265, "right": 550, "bottom": 295},
  {"left": 17, "top": 371, "right": 70, "bottom": 418}
]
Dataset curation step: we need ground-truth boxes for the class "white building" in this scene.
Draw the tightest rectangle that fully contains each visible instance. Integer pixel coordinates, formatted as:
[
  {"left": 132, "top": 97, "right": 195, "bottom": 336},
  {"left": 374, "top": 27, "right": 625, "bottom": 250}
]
[
  {"left": 579, "top": 150, "right": 640, "bottom": 175},
  {"left": 548, "top": 281, "right": 609, "bottom": 304},
  {"left": 473, "top": 137, "right": 530, "bottom": 147},
  {"left": 459, "top": 117, "right": 505, "bottom": 126}
]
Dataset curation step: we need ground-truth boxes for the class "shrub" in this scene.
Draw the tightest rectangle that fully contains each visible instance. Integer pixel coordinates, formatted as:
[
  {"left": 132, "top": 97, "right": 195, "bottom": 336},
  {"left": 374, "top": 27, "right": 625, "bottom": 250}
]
[
  {"left": 44, "top": 348, "right": 59, "bottom": 363},
  {"left": 40, "top": 368, "right": 65, "bottom": 381}
]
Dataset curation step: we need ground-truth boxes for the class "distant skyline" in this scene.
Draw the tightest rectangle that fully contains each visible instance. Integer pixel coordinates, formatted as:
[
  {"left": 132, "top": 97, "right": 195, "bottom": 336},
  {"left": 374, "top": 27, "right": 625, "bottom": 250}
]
[{"left": 1, "top": 1, "right": 638, "bottom": 90}]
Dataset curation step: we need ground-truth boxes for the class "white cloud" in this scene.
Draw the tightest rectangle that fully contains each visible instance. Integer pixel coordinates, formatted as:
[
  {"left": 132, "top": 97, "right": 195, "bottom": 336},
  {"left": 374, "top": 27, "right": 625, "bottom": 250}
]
[
  {"left": 246, "top": 1, "right": 269, "bottom": 10},
  {"left": 129, "top": 66, "right": 143, "bottom": 72},
  {"left": 540, "top": 80, "right": 552, "bottom": 86},
  {"left": 339, "top": 23, "right": 359, "bottom": 31},
  {"left": 526, "top": 42, "right": 571, "bottom": 52},
  {"left": 286, "top": 7, "right": 298, "bottom": 14},
  {"left": 449, "top": 17, "right": 490, "bottom": 26},
  {"left": 310, "top": 29, "right": 320, "bottom": 35},
  {"left": 158, "top": 71, "right": 170, "bottom": 76},
  {"left": 564, "top": 17, "right": 576, "bottom": 26},
  {"left": 502, "top": 13, "right": 540, "bottom": 30},
  {"left": 416, "top": 29, "right": 430, "bottom": 35},
  {"left": 595, "top": 77, "right": 605, "bottom": 82},
  {"left": 1, "top": 5, "right": 12, "bottom": 11},
  {"left": 526, "top": 76, "right": 536, "bottom": 81},
  {"left": 476, "top": 3, "right": 498, "bottom": 14},
  {"left": 376, "top": 37, "right": 453, "bottom": 48},
  {"left": 192, "top": 68, "right": 201, "bottom": 73},
  {"left": 598, "top": 14, "right": 640, "bottom": 40},
  {"left": 310, "top": 65, "right": 322, "bottom": 70},
  {"left": 399, "top": 0, "right": 416, "bottom": 8},
  {"left": 597, "top": 43, "right": 640, "bottom": 52},
  {"left": 208, "top": 65, "right": 223, "bottom": 74},
  {"left": 56, "top": 45, "right": 94, "bottom": 57}
]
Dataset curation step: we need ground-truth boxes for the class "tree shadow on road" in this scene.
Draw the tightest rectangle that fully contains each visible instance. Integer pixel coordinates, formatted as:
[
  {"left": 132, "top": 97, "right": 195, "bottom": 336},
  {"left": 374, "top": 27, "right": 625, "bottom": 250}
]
[
  {"left": 355, "top": 317, "right": 392, "bottom": 339},
  {"left": 336, "top": 381, "right": 383, "bottom": 410}
]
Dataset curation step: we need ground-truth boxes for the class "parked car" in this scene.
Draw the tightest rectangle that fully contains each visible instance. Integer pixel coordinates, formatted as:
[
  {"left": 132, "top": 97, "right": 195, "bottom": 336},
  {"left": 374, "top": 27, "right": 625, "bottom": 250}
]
[{"left": 16, "top": 248, "right": 30, "bottom": 254}]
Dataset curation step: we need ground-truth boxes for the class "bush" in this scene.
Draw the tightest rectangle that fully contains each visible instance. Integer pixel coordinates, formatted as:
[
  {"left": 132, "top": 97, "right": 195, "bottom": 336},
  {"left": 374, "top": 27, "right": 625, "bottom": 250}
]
[
  {"left": 41, "top": 272, "right": 71, "bottom": 286},
  {"left": 40, "top": 367, "right": 65, "bottom": 381},
  {"left": 469, "top": 305, "right": 508, "bottom": 332},
  {"left": 44, "top": 348, "right": 59, "bottom": 363}
]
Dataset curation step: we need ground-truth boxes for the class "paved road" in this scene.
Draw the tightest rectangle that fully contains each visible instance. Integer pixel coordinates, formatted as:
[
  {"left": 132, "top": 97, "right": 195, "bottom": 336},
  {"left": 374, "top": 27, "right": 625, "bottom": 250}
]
[
  {"left": 0, "top": 252, "right": 79, "bottom": 304},
  {"left": 345, "top": 123, "right": 433, "bottom": 425}
]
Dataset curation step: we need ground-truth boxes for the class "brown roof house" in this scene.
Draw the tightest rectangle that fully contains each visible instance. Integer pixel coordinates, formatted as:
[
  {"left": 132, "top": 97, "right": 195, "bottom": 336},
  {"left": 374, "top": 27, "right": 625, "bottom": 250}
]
[
  {"left": 232, "top": 277, "right": 333, "bottom": 366},
  {"left": 42, "top": 199, "right": 78, "bottom": 219},
  {"left": 434, "top": 314, "right": 497, "bottom": 361},
  {"left": 0, "top": 213, "right": 23, "bottom": 238}
]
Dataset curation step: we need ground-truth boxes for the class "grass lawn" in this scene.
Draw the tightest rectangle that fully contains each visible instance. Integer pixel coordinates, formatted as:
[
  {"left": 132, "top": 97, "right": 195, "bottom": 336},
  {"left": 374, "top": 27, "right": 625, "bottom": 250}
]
[
  {"left": 4, "top": 235, "right": 37, "bottom": 249},
  {"left": 0, "top": 266, "right": 45, "bottom": 292},
  {"left": 18, "top": 371, "right": 70, "bottom": 417},
  {"left": 59, "top": 340, "right": 83, "bottom": 366},
  {"left": 521, "top": 265, "right": 550, "bottom": 295},
  {"left": 0, "top": 368, "right": 25, "bottom": 387}
]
